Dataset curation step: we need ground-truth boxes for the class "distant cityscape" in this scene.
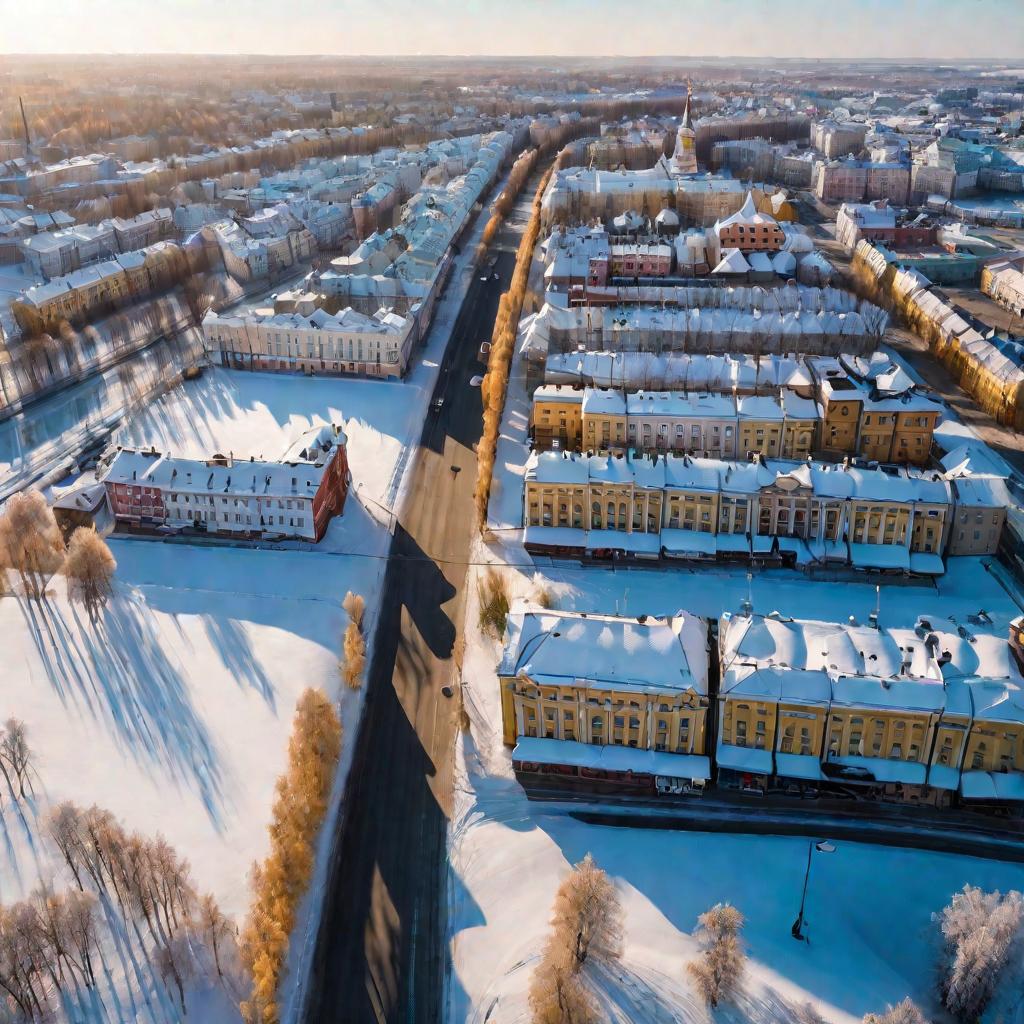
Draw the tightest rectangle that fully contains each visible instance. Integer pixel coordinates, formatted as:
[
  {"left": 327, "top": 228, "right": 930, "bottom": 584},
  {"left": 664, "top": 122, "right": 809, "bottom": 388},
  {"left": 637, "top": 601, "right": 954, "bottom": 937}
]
[{"left": 1, "top": 33, "right": 1024, "bottom": 1024}]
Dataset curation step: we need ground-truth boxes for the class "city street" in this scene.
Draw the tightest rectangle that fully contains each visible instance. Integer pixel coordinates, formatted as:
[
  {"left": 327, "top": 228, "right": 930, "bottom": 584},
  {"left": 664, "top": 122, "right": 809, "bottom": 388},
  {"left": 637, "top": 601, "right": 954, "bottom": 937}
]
[{"left": 300, "top": 185, "right": 536, "bottom": 1024}]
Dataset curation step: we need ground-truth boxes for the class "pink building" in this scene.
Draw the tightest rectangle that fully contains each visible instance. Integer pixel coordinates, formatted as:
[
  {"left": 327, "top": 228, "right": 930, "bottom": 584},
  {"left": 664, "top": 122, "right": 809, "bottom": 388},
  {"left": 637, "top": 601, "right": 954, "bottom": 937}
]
[
  {"left": 817, "top": 161, "right": 909, "bottom": 205},
  {"left": 609, "top": 242, "right": 673, "bottom": 278}
]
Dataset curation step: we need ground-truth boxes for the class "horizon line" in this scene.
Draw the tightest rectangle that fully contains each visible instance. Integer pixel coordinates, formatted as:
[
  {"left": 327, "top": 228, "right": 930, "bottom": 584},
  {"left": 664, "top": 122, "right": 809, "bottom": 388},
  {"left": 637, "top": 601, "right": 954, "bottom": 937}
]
[{"left": 2, "top": 52, "right": 1023, "bottom": 62}]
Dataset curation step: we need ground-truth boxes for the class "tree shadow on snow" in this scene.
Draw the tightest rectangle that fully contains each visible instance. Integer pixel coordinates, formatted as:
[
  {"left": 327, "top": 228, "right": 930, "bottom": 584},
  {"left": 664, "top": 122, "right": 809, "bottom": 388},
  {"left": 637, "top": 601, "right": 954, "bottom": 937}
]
[
  {"left": 26, "top": 589, "right": 226, "bottom": 829},
  {"left": 201, "top": 613, "right": 275, "bottom": 708}
]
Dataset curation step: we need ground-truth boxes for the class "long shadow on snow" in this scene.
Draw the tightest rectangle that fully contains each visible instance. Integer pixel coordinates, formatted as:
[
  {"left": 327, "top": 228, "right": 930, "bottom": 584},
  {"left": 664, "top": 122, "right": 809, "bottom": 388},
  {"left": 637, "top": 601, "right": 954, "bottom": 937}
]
[{"left": 25, "top": 589, "right": 226, "bottom": 829}]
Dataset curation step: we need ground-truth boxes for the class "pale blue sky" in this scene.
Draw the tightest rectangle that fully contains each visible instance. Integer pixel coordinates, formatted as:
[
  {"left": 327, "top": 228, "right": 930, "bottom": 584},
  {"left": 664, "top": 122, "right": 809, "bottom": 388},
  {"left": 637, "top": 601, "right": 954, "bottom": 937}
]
[{"left": 1, "top": 0, "right": 1022, "bottom": 58}]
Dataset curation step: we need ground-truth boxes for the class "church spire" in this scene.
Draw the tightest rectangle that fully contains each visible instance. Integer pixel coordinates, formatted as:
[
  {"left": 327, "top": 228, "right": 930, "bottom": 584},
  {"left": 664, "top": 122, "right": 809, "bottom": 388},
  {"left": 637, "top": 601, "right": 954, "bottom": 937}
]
[{"left": 683, "top": 79, "right": 693, "bottom": 129}]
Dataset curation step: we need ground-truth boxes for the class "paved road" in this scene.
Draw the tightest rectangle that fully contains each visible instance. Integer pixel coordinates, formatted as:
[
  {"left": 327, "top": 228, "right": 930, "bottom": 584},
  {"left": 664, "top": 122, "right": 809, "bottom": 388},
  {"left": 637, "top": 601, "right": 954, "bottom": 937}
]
[{"left": 300, "top": 189, "right": 535, "bottom": 1024}]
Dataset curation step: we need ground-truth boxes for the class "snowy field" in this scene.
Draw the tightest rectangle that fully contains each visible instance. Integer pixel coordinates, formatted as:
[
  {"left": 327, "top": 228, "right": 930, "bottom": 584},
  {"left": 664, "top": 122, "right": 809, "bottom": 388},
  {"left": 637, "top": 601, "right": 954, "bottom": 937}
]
[
  {"left": 0, "top": 538, "right": 383, "bottom": 1020},
  {"left": 449, "top": 781, "right": 1024, "bottom": 1024}
]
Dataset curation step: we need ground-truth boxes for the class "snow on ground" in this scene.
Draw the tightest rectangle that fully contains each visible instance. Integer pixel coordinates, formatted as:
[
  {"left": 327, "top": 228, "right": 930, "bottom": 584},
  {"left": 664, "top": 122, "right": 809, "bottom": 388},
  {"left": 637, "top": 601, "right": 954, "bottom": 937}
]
[
  {"left": 0, "top": 537, "right": 383, "bottom": 1022},
  {"left": 449, "top": 778, "right": 1024, "bottom": 1024},
  {"left": 113, "top": 365, "right": 418, "bottom": 512}
]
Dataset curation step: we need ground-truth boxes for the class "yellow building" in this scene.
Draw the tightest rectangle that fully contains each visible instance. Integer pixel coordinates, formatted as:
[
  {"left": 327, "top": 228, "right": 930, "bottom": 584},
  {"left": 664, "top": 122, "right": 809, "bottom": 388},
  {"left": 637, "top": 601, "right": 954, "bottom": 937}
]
[
  {"left": 532, "top": 386, "right": 821, "bottom": 461},
  {"left": 818, "top": 377, "right": 863, "bottom": 455},
  {"left": 500, "top": 605, "right": 712, "bottom": 793},
  {"left": 524, "top": 450, "right": 961, "bottom": 572},
  {"left": 857, "top": 408, "right": 897, "bottom": 462},
  {"left": 531, "top": 384, "right": 584, "bottom": 450},
  {"left": 779, "top": 392, "right": 819, "bottom": 459},
  {"left": 736, "top": 395, "right": 784, "bottom": 458},
  {"left": 582, "top": 389, "right": 628, "bottom": 453},
  {"left": 716, "top": 610, "right": 1024, "bottom": 806},
  {"left": 890, "top": 404, "right": 942, "bottom": 465}
]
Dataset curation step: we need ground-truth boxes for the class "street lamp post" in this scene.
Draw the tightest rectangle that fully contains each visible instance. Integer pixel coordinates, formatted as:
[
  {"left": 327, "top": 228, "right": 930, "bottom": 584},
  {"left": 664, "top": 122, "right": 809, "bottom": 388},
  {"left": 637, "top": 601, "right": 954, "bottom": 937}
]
[{"left": 791, "top": 840, "right": 835, "bottom": 943}]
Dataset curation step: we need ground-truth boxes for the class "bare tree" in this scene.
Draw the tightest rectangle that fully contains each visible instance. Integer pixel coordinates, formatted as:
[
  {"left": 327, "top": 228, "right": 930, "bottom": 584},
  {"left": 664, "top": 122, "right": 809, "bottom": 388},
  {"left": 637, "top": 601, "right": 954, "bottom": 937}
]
[
  {"left": 195, "top": 892, "right": 234, "bottom": 979},
  {"left": 549, "top": 854, "right": 622, "bottom": 971},
  {"left": 156, "top": 931, "right": 193, "bottom": 1016},
  {"left": 47, "top": 803, "right": 89, "bottom": 892},
  {"left": 63, "top": 891, "right": 98, "bottom": 990},
  {"left": 686, "top": 903, "right": 746, "bottom": 1009},
  {"left": 864, "top": 997, "right": 928, "bottom": 1024},
  {"left": 0, "top": 721, "right": 33, "bottom": 800},
  {"left": 63, "top": 527, "right": 117, "bottom": 618},
  {"left": 938, "top": 885, "right": 1023, "bottom": 1022}
]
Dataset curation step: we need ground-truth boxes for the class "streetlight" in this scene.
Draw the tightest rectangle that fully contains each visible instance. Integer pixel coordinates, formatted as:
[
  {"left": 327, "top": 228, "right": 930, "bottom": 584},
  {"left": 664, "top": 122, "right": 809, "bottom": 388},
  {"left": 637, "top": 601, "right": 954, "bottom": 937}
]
[{"left": 791, "top": 839, "right": 835, "bottom": 943}]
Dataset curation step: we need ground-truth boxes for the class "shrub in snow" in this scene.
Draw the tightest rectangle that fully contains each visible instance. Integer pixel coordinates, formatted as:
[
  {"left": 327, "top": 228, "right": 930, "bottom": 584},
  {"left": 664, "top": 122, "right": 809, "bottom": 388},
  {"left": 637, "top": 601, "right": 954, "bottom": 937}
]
[
  {"left": 936, "top": 884, "right": 1023, "bottom": 1021},
  {"left": 686, "top": 903, "right": 746, "bottom": 1009},
  {"left": 342, "top": 590, "right": 364, "bottom": 627},
  {"left": 240, "top": 688, "right": 342, "bottom": 1024},
  {"left": 863, "top": 997, "right": 929, "bottom": 1024},
  {"left": 340, "top": 591, "right": 367, "bottom": 688},
  {"left": 477, "top": 568, "right": 511, "bottom": 638},
  {"left": 63, "top": 527, "right": 116, "bottom": 618}
]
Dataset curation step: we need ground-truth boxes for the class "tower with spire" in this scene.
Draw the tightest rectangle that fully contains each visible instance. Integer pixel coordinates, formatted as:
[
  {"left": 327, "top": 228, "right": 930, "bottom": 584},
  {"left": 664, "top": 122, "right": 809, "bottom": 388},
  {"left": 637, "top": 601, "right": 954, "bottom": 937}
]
[{"left": 672, "top": 80, "right": 698, "bottom": 176}]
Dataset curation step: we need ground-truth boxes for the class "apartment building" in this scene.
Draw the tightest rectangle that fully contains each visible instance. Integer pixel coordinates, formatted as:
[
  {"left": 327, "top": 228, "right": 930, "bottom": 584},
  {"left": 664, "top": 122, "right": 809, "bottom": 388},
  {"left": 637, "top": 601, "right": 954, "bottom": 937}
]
[
  {"left": 522, "top": 450, "right": 971, "bottom": 570},
  {"left": 713, "top": 192, "right": 785, "bottom": 254},
  {"left": 530, "top": 385, "right": 819, "bottom": 461},
  {"left": 816, "top": 159, "right": 910, "bottom": 205},
  {"left": 100, "top": 424, "right": 349, "bottom": 542},
  {"left": 19, "top": 241, "right": 186, "bottom": 325},
  {"left": 716, "top": 610, "right": 1024, "bottom": 807},
  {"left": 202, "top": 304, "right": 417, "bottom": 378},
  {"left": 981, "top": 255, "right": 1024, "bottom": 317},
  {"left": 812, "top": 119, "right": 868, "bottom": 159},
  {"left": 813, "top": 358, "right": 941, "bottom": 465},
  {"left": 500, "top": 605, "right": 712, "bottom": 795}
]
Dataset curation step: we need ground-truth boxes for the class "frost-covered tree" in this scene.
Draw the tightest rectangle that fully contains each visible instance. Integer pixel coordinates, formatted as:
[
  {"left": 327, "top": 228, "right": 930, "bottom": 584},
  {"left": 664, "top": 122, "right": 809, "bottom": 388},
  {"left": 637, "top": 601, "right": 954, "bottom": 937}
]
[
  {"left": 937, "top": 884, "right": 1023, "bottom": 1021},
  {"left": 549, "top": 853, "right": 622, "bottom": 971},
  {"left": 863, "top": 997, "right": 928, "bottom": 1024},
  {"left": 0, "top": 490, "right": 64, "bottom": 600},
  {"left": 686, "top": 903, "right": 746, "bottom": 1009},
  {"left": 528, "top": 937, "right": 600, "bottom": 1024},
  {"left": 195, "top": 892, "right": 234, "bottom": 979},
  {"left": 63, "top": 527, "right": 116, "bottom": 616}
]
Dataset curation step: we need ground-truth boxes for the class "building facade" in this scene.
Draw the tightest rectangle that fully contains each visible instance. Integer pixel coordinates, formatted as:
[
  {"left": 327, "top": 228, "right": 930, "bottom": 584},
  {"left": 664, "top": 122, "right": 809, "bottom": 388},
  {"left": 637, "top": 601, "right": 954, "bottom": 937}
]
[
  {"left": 500, "top": 605, "right": 712, "bottom": 794},
  {"left": 100, "top": 425, "right": 349, "bottom": 542},
  {"left": 717, "top": 610, "right": 1024, "bottom": 807}
]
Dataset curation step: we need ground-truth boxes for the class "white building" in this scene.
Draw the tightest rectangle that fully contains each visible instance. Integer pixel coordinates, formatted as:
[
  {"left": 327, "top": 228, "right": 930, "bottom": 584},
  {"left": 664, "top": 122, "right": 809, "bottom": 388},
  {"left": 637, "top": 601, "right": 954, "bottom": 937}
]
[
  {"left": 100, "top": 424, "right": 350, "bottom": 542},
  {"left": 203, "top": 304, "right": 417, "bottom": 378}
]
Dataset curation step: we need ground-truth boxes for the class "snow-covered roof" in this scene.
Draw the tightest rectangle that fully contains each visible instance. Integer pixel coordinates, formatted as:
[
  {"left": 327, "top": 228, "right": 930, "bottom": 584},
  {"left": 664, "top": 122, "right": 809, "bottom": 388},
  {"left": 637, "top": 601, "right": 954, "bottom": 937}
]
[
  {"left": 720, "top": 609, "right": 1024, "bottom": 726},
  {"left": 100, "top": 425, "right": 346, "bottom": 500},
  {"left": 499, "top": 602, "right": 709, "bottom": 696},
  {"left": 711, "top": 248, "right": 751, "bottom": 275}
]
